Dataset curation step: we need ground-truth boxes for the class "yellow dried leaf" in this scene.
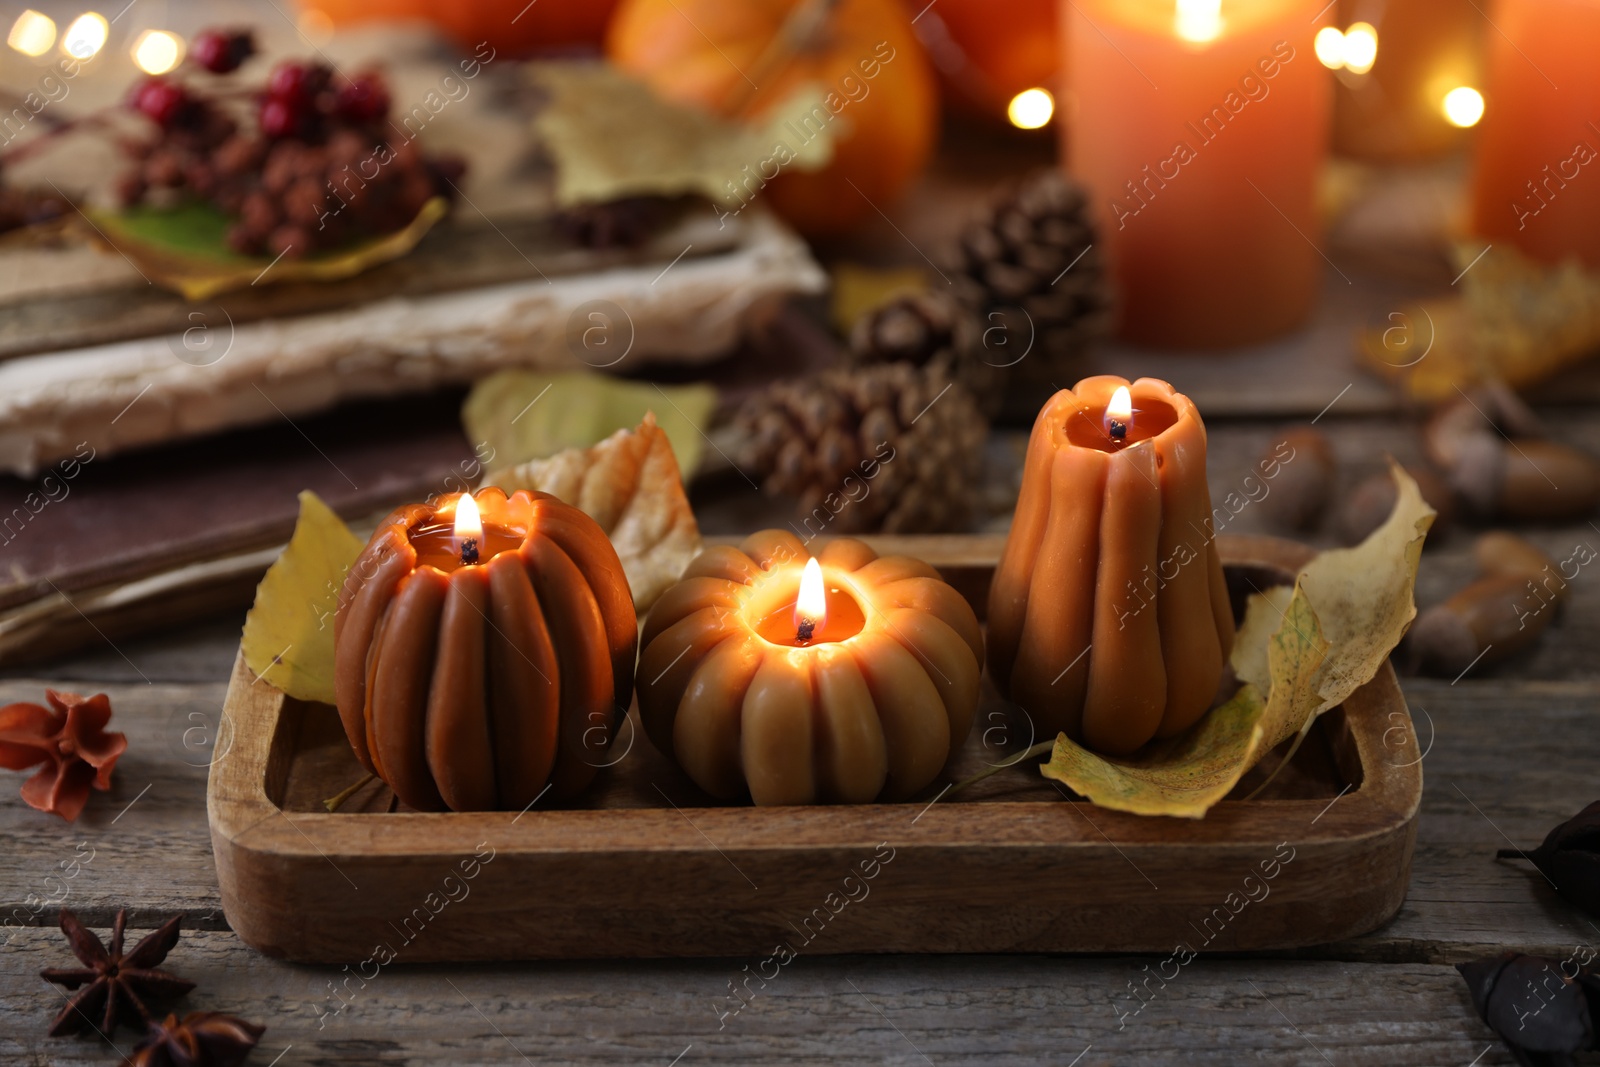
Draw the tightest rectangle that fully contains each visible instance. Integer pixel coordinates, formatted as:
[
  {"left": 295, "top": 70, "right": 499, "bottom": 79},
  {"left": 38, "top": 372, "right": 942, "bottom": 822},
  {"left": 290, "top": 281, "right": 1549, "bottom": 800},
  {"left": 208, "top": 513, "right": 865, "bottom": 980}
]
[
  {"left": 829, "top": 263, "right": 930, "bottom": 336},
  {"left": 462, "top": 370, "right": 716, "bottom": 478},
  {"left": 1360, "top": 244, "right": 1600, "bottom": 401},
  {"left": 1041, "top": 462, "right": 1434, "bottom": 818},
  {"left": 529, "top": 61, "right": 835, "bottom": 209},
  {"left": 1042, "top": 685, "right": 1270, "bottom": 817},
  {"left": 240, "top": 490, "right": 363, "bottom": 705},
  {"left": 488, "top": 414, "right": 702, "bottom": 611},
  {"left": 86, "top": 198, "right": 449, "bottom": 303}
]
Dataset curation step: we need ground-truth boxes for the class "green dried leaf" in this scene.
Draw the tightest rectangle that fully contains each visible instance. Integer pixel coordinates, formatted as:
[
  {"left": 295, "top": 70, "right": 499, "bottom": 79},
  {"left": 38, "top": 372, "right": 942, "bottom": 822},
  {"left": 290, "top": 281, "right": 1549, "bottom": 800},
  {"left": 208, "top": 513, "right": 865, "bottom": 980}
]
[
  {"left": 463, "top": 369, "right": 716, "bottom": 477},
  {"left": 86, "top": 197, "right": 448, "bottom": 302},
  {"left": 529, "top": 61, "right": 835, "bottom": 208}
]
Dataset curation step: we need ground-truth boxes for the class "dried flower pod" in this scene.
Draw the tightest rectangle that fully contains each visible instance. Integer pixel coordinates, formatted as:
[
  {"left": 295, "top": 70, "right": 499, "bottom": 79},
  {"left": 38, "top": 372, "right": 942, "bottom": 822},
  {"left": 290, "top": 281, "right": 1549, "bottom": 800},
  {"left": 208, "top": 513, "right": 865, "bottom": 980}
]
[
  {"left": 125, "top": 1011, "right": 264, "bottom": 1067},
  {"left": 1456, "top": 952, "right": 1599, "bottom": 1064},
  {"left": 1497, "top": 801, "right": 1600, "bottom": 919},
  {"left": 1338, "top": 465, "right": 1455, "bottom": 546},
  {"left": 1410, "top": 574, "right": 1550, "bottom": 676},
  {"left": 1254, "top": 427, "right": 1336, "bottom": 533}
]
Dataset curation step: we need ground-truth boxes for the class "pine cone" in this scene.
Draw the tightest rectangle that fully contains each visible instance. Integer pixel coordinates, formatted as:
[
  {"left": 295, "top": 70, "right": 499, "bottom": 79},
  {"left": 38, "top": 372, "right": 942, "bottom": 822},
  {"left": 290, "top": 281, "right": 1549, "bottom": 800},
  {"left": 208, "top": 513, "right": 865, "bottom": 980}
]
[
  {"left": 735, "top": 362, "right": 986, "bottom": 534},
  {"left": 944, "top": 170, "right": 1110, "bottom": 403},
  {"left": 847, "top": 289, "right": 1005, "bottom": 418}
]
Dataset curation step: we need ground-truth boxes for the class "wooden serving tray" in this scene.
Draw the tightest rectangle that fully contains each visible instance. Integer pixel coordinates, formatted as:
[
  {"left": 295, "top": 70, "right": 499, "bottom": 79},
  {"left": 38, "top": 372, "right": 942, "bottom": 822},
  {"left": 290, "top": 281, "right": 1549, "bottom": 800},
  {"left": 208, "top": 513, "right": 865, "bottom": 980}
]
[{"left": 208, "top": 534, "right": 1420, "bottom": 962}]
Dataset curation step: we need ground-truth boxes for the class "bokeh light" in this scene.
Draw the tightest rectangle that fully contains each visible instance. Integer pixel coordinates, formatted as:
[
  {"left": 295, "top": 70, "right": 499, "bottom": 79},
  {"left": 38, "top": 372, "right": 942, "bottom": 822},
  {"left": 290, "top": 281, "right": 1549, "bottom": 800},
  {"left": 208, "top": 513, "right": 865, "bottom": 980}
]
[
  {"left": 1442, "top": 86, "right": 1485, "bottom": 128},
  {"left": 1007, "top": 88, "right": 1055, "bottom": 130},
  {"left": 1343, "top": 22, "right": 1378, "bottom": 75},
  {"left": 61, "top": 12, "right": 108, "bottom": 60},
  {"left": 132, "top": 30, "right": 184, "bottom": 75},
  {"left": 7, "top": 10, "right": 57, "bottom": 57}
]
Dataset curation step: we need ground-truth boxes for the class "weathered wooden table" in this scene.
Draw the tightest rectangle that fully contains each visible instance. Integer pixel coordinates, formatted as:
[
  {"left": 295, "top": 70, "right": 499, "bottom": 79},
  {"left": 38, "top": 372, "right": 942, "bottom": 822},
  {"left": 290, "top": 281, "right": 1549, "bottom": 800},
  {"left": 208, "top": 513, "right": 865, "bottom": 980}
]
[{"left": 0, "top": 407, "right": 1594, "bottom": 1066}]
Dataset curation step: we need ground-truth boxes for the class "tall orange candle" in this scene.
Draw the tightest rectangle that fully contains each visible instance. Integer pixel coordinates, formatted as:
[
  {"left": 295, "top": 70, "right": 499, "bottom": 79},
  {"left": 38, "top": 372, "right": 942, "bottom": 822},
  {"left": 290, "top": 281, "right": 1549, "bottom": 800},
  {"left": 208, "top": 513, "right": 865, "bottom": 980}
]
[
  {"left": 988, "top": 377, "right": 1234, "bottom": 755},
  {"left": 637, "top": 532, "right": 983, "bottom": 806},
  {"left": 1064, "top": 0, "right": 1333, "bottom": 347},
  {"left": 1468, "top": 0, "right": 1600, "bottom": 268}
]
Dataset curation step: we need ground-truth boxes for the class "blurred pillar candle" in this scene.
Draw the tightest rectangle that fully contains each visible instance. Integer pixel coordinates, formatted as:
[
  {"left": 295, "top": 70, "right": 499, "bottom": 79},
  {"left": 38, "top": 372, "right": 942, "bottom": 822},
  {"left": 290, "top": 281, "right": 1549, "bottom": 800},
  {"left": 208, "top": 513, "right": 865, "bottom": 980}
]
[
  {"left": 637, "top": 532, "right": 983, "bottom": 806},
  {"left": 1329, "top": 0, "right": 1486, "bottom": 161},
  {"left": 987, "top": 377, "right": 1235, "bottom": 755},
  {"left": 1064, "top": 0, "right": 1333, "bottom": 347},
  {"left": 1468, "top": 0, "right": 1600, "bottom": 268}
]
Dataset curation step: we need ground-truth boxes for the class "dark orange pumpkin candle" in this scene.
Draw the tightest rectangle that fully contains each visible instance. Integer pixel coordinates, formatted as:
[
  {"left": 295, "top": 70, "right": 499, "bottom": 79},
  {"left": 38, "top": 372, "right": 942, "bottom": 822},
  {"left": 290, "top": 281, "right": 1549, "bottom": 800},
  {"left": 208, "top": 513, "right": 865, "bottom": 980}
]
[
  {"left": 988, "top": 377, "right": 1235, "bottom": 756},
  {"left": 334, "top": 488, "right": 637, "bottom": 811}
]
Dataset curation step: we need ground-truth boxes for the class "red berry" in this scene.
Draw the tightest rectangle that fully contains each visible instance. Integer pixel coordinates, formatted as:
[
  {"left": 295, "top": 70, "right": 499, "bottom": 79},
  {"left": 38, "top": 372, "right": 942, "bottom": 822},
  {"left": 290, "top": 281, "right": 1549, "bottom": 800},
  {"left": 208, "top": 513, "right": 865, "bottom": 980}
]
[
  {"left": 267, "top": 62, "right": 311, "bottom": 104},
  {"left": 259, "top": 97, "right": 301, "bottom": 139},
  {"left": 129, "top": 79, "right": 187, "bottom": 127},
  {"left": 335, "top": 74, "right": 390, "bottom": 124},
  {"left": 192, "top": 29, "right": 255, "bottom": 74}
]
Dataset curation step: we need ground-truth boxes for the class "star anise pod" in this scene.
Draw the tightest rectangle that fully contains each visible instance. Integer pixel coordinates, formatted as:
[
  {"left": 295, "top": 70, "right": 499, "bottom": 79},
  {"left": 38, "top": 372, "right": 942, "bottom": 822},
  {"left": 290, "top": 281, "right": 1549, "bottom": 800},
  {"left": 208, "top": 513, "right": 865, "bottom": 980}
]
[
  {"left": 1499, "top": 801, "right": 1600, "bottom": 919},
  {"left": 0, "top": 689, "right": 127, "bottom": 821},
  {"left": 124, "top": 1012, "right": 265, "bottom": 1067},
  {"left": 40, "top": 908, "right": 196, "bottom": 1038}
]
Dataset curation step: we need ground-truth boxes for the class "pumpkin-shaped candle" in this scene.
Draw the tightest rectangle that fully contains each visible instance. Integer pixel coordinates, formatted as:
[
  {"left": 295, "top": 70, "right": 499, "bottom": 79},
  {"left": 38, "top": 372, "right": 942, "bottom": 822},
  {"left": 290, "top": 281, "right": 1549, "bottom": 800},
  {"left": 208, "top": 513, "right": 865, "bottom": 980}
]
[
  {"left": 638, "top": 531, "right": 983, "bottom": 805},
  {"left": 334, "top": 488, "right": 637, "bottom": 811},
  {"left": 988, "top": 376, "right": 1235, "bottom": 755}
]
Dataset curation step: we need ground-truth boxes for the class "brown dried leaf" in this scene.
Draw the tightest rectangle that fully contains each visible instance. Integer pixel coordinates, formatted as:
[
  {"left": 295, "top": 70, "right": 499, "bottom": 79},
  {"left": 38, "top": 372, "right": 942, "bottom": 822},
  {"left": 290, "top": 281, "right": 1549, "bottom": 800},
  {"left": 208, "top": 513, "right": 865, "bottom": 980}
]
[{"left": 487, "top": 413, "right": 701, "bottom": 610}]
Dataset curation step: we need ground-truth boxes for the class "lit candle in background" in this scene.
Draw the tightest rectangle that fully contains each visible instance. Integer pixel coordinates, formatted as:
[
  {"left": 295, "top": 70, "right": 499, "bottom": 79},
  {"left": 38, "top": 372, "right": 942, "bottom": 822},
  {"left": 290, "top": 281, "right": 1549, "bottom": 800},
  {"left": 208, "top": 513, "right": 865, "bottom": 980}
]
[
  {"left": 1064, "top": 0, "right": 1333, "bottom": 348},
  {"left": 1322, "top": 1, "right": 1486, "bottom": 161},
  {"left": 1469, "top": 0, "right": 1600, "bottom": 268}
]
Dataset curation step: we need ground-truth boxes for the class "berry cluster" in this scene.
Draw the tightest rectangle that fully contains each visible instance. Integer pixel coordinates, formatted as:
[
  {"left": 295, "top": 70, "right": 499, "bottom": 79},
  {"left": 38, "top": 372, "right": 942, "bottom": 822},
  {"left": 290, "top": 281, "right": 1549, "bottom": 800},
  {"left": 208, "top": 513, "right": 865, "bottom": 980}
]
[{"left": 118, "top": 29, "right": 463, "bottom": 259}]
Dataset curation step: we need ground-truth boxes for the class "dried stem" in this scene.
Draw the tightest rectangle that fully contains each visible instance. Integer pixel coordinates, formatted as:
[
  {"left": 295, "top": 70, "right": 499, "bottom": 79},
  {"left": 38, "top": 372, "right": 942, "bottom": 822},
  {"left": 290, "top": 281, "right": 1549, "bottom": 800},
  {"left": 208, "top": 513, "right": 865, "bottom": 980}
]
[
  {"left": 323, "top": 772, "right": 377, "bottom": 813},
  {"left": 942, "top": 740, "right": 1056, "bottom": 800}
]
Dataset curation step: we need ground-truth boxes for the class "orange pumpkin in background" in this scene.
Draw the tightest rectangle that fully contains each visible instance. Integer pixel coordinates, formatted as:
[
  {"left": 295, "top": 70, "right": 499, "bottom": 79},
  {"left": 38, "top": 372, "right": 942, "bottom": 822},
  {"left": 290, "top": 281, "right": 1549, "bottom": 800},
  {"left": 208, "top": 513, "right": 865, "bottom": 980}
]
[
  {"left": 906, "top": 0, "right": 1059, "bottom": 124},
  {"left": 606, "top": 0, "right": 938, "bottom": 236},
  {"left": 297, "top": 0, "right": 621, "bottom": 56}
]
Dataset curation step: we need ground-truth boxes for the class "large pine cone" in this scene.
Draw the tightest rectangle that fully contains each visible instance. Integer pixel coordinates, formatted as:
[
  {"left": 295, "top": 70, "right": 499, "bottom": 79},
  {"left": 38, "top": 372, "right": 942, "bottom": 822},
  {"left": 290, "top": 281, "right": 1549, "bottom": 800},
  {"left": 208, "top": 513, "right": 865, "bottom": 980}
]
[
  {"left": 735, "top": 362, "right": 986, "bottom": 533},
  {"left": 847, "top": 289, "right": 1005, "bottom": 418},
  {"left": 944, "top": 170, "right": 1110, "bottom": 401}
]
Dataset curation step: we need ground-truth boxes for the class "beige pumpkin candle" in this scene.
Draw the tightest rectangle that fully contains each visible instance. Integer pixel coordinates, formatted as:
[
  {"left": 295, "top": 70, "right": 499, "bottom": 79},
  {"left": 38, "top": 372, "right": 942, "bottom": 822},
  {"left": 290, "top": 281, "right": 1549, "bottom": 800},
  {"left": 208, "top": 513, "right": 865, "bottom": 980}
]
[
  {"left": 334, "top": 487, "right": 637, "bottom": 811},
  {"left": 637, "top": 531, "right": 983, "bottom": 806},
  {"left": 988, "top": 377, "right": 1234, "bottom": 755}
]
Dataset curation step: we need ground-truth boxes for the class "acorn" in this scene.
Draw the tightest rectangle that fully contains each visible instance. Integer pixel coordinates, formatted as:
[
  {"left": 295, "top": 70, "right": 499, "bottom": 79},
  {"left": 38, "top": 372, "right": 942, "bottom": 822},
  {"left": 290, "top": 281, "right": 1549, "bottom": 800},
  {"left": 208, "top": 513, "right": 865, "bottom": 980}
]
[
  {"left": 1255, "top": 427, "right": 1336, "bottom": 533},
  {"left": 1425, "top": 384, "right": 1600, "bottom": 521},
  {"left": 1410, "top": 532, "right": 1564, "bottom": 677},
  {"left": 1338, "top": 464, "right": 1456, "bottom": 546}
]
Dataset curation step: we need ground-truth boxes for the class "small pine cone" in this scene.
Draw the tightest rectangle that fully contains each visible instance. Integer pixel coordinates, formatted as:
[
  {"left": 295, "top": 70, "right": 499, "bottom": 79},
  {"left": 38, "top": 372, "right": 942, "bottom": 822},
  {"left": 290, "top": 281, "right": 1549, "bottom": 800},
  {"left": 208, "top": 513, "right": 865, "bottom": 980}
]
[
  {"left": 942, "top": 170, "right": 1111, "bottom": 403},
  {"left": 735, "top": 362, "right": 987, "bottom": 534},
  {"left": 847, "top": 289, "right": 1004, "bottom": 418}
]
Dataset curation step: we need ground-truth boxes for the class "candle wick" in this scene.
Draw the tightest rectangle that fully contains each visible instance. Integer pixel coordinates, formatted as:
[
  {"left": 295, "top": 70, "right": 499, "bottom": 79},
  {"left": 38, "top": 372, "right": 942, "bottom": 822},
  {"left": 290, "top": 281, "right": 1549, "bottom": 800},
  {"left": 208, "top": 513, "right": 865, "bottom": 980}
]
[
  {"left": 796, "top": 616, "right": 815, "bottom": 643},
  {"left": 1108, "top": 419, "right": 1128, "bottom": 443},
  {"left": 460, "top": 537, "right": 479, "bottom": 566}
]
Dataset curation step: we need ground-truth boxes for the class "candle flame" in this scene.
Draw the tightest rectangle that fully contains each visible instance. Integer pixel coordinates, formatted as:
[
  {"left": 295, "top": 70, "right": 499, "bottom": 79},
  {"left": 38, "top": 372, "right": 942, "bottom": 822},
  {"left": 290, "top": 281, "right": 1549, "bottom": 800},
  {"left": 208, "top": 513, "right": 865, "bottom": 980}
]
[
  {"left": 1174, "top": 0, "right": 1222, "bottom": 43},
  {"left": 796, "top": 558, "right": 827, "bottom": 632},
  {"left": 1108, "top": 386, "right": 1133, "bottom": 421},
  {"left": 454, "top": 493, "right": 482, "bottom": 542}
]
